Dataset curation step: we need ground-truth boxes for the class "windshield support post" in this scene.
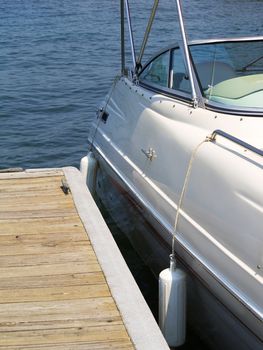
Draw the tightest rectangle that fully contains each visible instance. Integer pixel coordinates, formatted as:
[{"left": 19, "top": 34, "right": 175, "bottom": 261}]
[
  {"left": 137, "top": 0, "right": 159, "bottom": 72},
  {"left": 175, "top": 0, "right": 202, "bottom": 108},
  {"left": 120, "top": 0, "right": 125, "bottom": 75},
  {"left": 124, "top": 0, "right": 137, "bottom": 72}
]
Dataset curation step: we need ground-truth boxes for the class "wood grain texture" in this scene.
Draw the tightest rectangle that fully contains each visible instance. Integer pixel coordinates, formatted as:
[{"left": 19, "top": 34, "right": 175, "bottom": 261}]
[{"left": 0, "top": 171, "right": 134, "bottom": 349}]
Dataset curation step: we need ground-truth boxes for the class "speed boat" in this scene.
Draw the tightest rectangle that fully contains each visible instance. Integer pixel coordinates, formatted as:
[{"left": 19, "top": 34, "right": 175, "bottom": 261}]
[{"left": 82, "top": 1, "right": 263, "bottom": 349}]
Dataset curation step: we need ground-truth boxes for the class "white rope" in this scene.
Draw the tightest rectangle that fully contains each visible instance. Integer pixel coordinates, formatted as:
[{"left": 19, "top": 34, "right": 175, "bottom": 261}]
[{"left": 171, "top": 134, "right": 213, "bottom": 259}]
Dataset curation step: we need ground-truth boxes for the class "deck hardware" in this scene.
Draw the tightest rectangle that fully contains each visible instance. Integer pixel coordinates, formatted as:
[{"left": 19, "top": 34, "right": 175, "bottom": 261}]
[
  {"left": 97, "top": 108, "right": 109, "bottom": 124},
  {"left": 61, "top": 179, "right": 70, "bottom": 195},
  {"left": 101, "top": 110, "right": 109, "bottom": 123},
  {"left": 141, "top": 148, "right": 157, "bottom": 161}
]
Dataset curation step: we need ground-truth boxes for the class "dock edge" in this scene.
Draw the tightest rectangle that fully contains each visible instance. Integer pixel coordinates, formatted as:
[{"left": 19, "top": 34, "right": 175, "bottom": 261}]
[{"left": 63, "top": 166, "right": 170, "bottom": 350}]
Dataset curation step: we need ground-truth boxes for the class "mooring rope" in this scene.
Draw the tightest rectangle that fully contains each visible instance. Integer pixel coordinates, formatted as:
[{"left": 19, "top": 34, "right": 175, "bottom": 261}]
[{"left": 171, "top": 134, "right": 213, "bottom": 260}]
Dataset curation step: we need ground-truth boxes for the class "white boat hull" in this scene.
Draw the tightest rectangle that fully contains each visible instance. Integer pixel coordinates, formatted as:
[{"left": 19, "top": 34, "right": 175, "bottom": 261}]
[{"left": 89, "top": 76, "right": 263, "bottom": 349}]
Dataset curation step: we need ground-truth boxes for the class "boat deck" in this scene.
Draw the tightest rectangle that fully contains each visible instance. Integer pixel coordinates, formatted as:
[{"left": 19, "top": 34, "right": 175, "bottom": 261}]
[{"left": 0, "top": 167, "right": 169, "bottom": 350}]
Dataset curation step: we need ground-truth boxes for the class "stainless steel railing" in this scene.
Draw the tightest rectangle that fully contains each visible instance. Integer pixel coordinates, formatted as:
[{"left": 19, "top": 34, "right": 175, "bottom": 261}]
[{"left": 210, "top": 129, "right": 263, "bottom": 157}]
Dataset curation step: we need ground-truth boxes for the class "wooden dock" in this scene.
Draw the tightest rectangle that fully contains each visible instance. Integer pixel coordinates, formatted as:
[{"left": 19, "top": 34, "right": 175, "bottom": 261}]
[{"left": 0, "top": 167, "right": 169, "bottom": 350}]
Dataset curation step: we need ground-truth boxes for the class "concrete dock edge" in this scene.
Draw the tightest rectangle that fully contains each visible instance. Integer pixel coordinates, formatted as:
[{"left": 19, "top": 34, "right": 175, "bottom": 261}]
[{"left": 64, "top": 166, "right": 170, "bottom": 350}]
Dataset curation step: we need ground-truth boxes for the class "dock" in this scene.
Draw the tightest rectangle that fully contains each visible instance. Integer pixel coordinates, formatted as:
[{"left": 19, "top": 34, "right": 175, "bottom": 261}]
[{"left": 0, "top": 167, "right": 169, "bottom": 349}]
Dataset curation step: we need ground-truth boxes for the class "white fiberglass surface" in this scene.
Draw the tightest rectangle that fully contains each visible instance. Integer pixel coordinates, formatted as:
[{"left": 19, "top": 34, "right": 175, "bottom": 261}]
[{"left": 190, "top": 40, "right": 263, "bottom": 110}]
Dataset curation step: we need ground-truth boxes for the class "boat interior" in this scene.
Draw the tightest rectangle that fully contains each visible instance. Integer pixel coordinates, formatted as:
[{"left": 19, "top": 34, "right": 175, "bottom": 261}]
[{"left": 139, "top": 38, "right": 263, "bottom": 110}]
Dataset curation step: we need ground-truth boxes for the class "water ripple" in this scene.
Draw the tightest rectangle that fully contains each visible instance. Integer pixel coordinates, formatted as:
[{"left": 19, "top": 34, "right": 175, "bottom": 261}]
[{"left": 0, "top": 0, "right": 262, "bottom": 169}]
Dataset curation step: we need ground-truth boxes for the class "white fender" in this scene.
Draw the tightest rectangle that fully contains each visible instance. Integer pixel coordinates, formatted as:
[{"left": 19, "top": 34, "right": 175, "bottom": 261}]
[
  {"left": 80, "top": 152, "right": 98, "bottom": 195},
  {"left": 159, "top": 256, "right": 186, "bottom": 347}
]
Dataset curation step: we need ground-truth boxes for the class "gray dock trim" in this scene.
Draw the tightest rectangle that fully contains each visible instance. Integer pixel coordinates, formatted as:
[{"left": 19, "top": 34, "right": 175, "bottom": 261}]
[{"left": 64, "top": 166, "right": 170, "bottom": 350}]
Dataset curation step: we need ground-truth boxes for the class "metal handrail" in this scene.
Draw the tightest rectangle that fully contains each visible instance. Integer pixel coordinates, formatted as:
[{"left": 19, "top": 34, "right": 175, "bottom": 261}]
[{"left": 210, "top": 130, "right": 263, "bottom": 157}]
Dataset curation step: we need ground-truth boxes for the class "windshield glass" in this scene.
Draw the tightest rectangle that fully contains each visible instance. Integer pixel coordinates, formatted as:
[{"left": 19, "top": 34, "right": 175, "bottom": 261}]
[{"left": 190, "top": 40, "right": 263, "bottom": 109}]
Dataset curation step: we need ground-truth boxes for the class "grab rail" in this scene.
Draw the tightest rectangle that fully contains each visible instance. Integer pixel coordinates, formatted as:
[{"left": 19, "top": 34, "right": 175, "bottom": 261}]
[{"left": 210, "top": 129, "right": 263, "bottom": 157}]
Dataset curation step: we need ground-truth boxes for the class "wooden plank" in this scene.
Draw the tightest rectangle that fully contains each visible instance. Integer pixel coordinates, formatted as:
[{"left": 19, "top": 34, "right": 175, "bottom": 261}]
[
  {"left": 0, "top": 233, "right": 90, "bottom": 256},
  {"left": 0, "top": 298, "right": 119, "bottom": 323},
  {"left": 0, "top": 195, "right": 74, "bottom": 208},
  {"left": 1, "top": 341, "right": 134, "bottom": 350},
  {"left": 0, "top": 178, "right": 63, "bottom": 193},
  {"left": 0, "top": 316, "right": 123, "bottom": 332},
  {"left": 0, "top": 260, "right": 101, "bottom": 278},
  {"left": 0, "top": 284, "right": 111, "bottom": 304},
  {"left": 0, "top": 175, "right": 62, "bottom": 186},
  {"left": 0, "top": 231, "right": 88, "bottom": 248},
  {"left": 0, "top": 204, "right": 74, "bottom": 214},
  {"left": 0, "top": 324, "right": 129, "bottom": 347},
  {"left": 0, "top": 251, "right": 95, "bottom": 268},
  {"left": 0, "top": 241, "right": 90, "bottom": 257},
  {"left": 0, "top": 169, "right": 63, "bottom": 180},
  {"left": 0, "top": 216, "right": 83, "bottom": 235},
  {"left": 0, "top": 272, "right": 106, "bottom": 290},
  {"left": 0, "top": 190, "right": 66, "bottom": 199},
  {"left": 0, "top": 208, "right": 77, "bottom": 220}
]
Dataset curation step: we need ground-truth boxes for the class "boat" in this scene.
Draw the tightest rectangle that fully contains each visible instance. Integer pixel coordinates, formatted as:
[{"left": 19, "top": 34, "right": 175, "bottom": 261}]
[{"left": 82, "top": 1, "right": 263, "bottom": 349}]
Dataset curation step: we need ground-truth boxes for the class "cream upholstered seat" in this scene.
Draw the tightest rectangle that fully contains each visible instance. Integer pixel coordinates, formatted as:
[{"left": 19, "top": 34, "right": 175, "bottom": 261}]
[
  {"left": 206, "top": 73, "right": 263, "bottom": 108},
  {"left": 195, "top": 61, "right": 236, "bottom": 89}
]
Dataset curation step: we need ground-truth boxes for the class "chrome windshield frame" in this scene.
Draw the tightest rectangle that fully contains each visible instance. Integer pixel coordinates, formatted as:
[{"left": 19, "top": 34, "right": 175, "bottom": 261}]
[
  {"left": 138, "top": 36, "right": 263, "bottom": 115},
  {"left": 189, "top": 37, "right": 263, "bottom": 115},
  {"left": 140, "top": 36, "right": 263, "bottom": 64}
]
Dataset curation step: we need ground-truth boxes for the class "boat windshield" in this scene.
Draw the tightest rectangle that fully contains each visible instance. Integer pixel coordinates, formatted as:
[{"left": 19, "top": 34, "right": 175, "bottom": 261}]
[{"left": 189, "top": 40, "right": 263, "bottom": 110}]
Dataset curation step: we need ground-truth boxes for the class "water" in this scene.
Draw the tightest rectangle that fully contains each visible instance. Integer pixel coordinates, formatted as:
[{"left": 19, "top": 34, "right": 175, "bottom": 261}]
[
  {"left": 0, "top": 1, "right": 262, "bottom": 348},
  {"left": 1, "top": 0, "right": 262, "bottom": 169}
]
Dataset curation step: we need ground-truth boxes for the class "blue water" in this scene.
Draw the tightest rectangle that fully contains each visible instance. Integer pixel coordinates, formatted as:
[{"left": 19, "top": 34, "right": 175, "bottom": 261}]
[{"left": 1, "top": 0, "right": 262, "bottom": 169}]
